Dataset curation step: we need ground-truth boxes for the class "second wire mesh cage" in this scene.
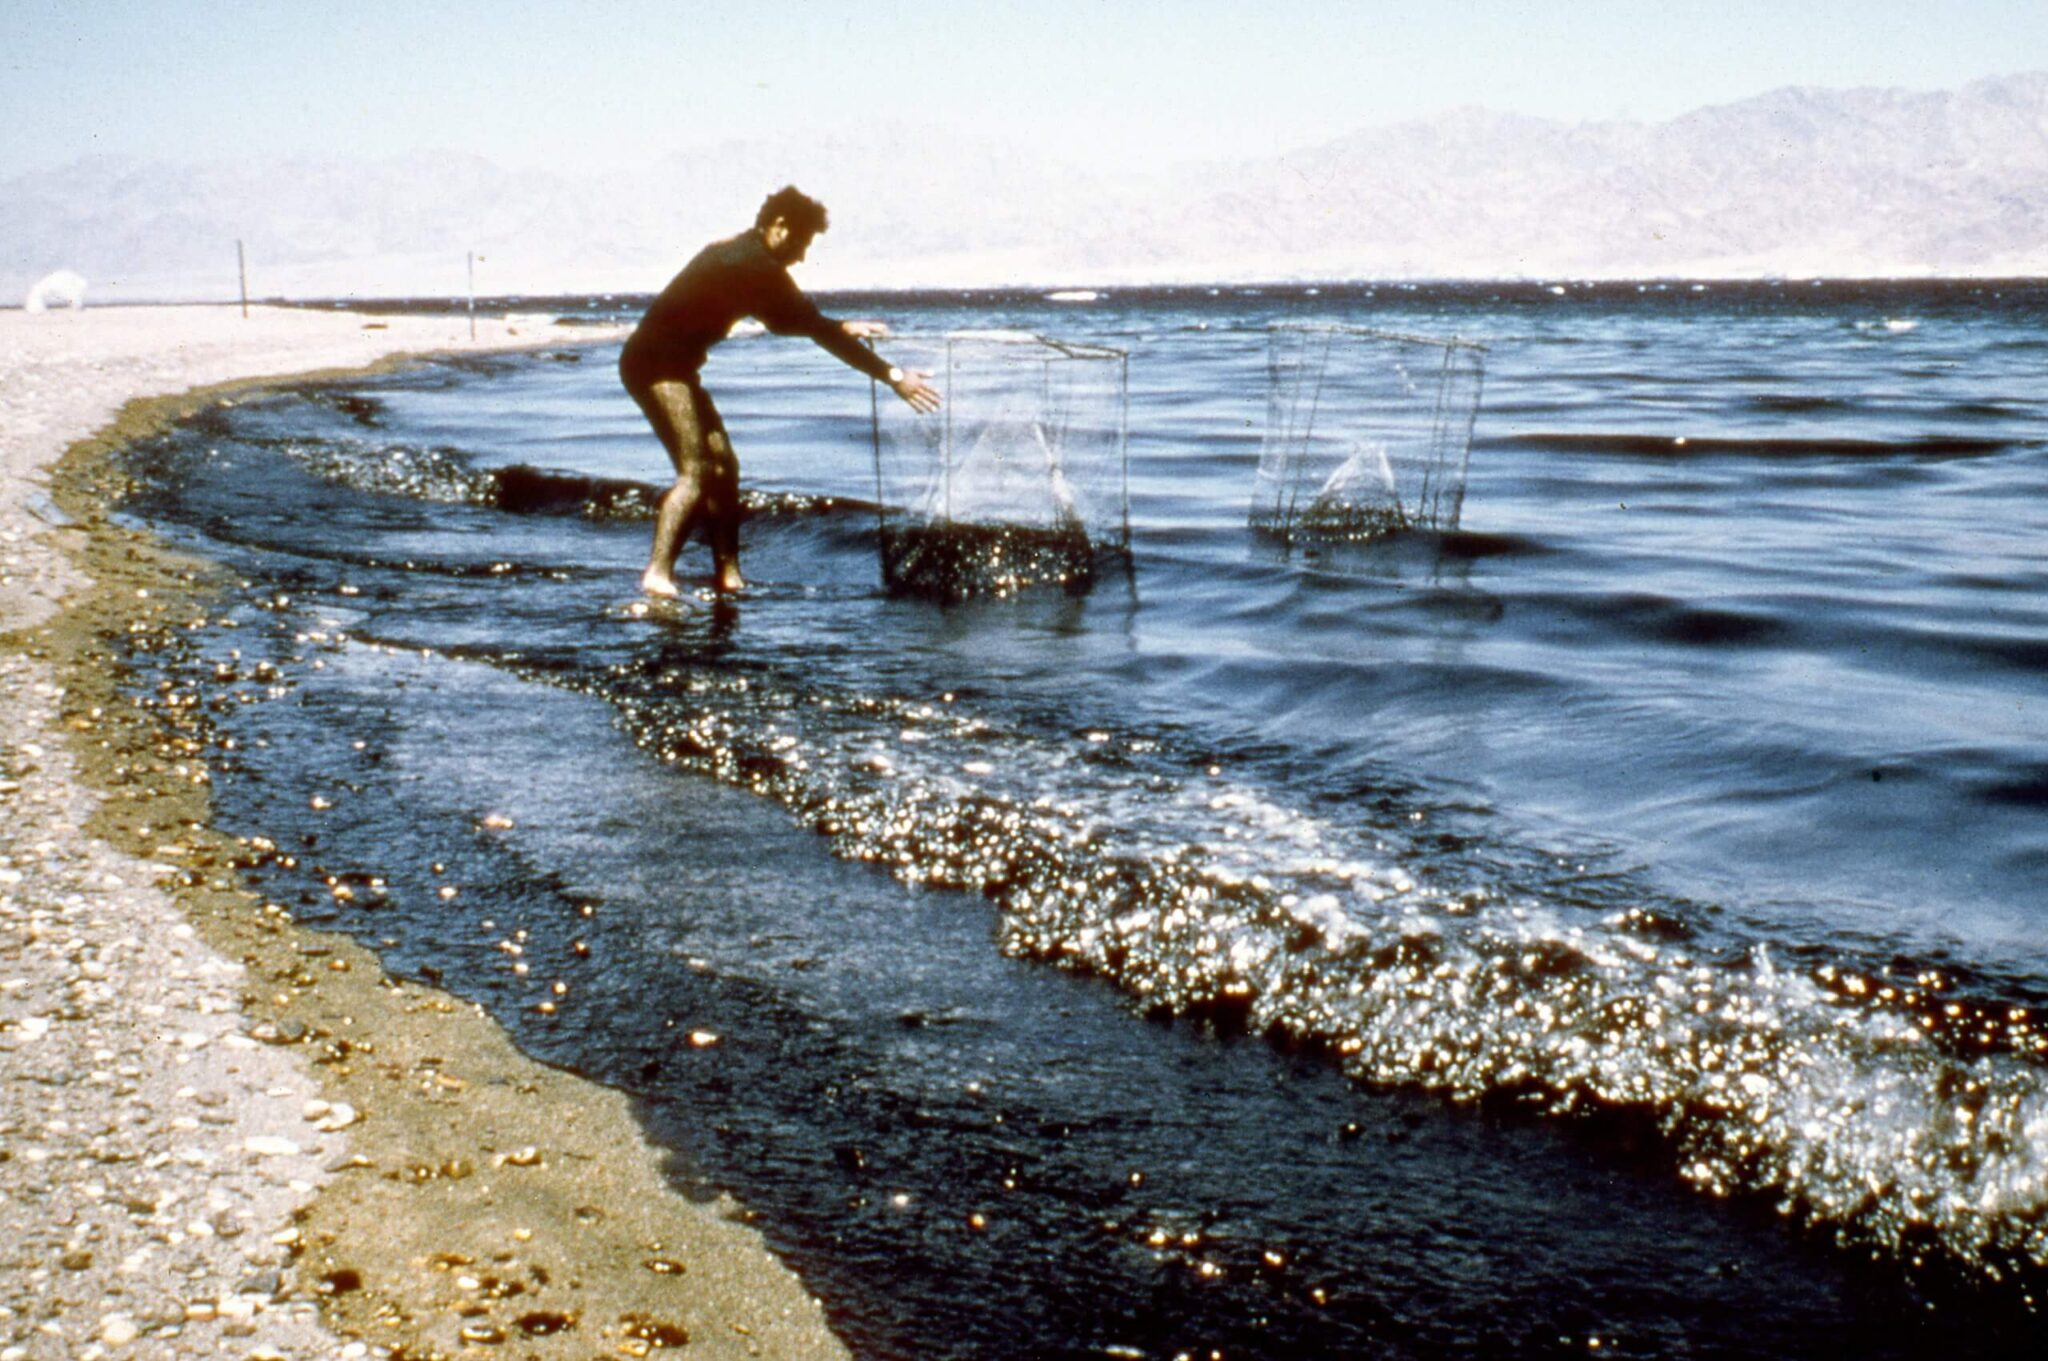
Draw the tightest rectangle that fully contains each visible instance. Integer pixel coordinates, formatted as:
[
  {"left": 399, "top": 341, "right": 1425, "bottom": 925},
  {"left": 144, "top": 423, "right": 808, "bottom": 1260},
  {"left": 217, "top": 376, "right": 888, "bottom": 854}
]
[
  {"left": 870, "top": 330, "right": 1130, "bottom": 602},
  {"left": 1251, "top": 322, "right": 1487, "bottom": 542}
]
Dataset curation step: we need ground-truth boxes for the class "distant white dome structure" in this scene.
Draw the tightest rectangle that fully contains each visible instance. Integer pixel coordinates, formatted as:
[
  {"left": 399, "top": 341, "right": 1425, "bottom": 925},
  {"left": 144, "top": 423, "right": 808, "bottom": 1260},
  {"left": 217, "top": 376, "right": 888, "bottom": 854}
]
[{"left": 24, "top": 270, "right": 87, "bottom": 312}]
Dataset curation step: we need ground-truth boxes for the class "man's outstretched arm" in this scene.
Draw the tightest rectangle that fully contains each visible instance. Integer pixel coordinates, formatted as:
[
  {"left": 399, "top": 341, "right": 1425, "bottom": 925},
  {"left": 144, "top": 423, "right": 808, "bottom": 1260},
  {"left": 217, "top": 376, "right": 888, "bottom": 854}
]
[
  {"left": 817, "top": 317, "right": 940, "bottom": 411},
  {"left": 854, "top": 324, "right": 942, "bottom": 415},
  {"left": 755, "top": 279, "right": 940, "bottom": 412}
]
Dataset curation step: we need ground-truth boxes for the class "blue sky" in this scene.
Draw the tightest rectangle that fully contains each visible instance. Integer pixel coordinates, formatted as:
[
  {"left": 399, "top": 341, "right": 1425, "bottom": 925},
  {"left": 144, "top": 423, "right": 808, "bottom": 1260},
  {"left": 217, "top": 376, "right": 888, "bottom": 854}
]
[{"left": 3, "top": 0, "right": 2044, "bottom": 178}]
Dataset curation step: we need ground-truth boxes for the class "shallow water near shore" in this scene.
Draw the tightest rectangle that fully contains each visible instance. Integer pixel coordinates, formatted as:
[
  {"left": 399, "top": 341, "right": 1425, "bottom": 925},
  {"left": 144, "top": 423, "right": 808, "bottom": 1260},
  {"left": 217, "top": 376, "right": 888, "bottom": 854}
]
[{"left": 110, "top": 281, "right": 2048, "bottom": 1357}]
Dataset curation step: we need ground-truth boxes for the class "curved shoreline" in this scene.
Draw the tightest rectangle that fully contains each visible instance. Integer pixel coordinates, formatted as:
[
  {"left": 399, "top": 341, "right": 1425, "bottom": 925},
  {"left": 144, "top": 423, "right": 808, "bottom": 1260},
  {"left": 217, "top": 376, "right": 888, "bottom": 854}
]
[{"left": 0, "top": 307, "right": 849, "bottom": 1359}]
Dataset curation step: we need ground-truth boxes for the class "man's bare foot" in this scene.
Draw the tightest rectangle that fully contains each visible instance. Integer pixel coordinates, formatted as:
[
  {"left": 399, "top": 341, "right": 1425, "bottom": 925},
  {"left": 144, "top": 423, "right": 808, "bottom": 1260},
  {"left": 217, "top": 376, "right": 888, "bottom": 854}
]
[
  {"left": 641, "top": 567, "right": 681, "bottom": 598},
  {"left": 714, "top": 566, "right": 746, "bottom": 594}
]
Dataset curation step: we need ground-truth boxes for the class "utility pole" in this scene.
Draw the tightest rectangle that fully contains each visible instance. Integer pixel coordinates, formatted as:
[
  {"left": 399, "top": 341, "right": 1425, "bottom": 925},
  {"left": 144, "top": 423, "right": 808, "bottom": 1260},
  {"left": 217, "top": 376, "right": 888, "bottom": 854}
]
[
  {"left": 467, "top": 250, "right": 477, "bottom": 340},
  {"left": 237, "top": 240, "right": 249, "bottom": 319}
]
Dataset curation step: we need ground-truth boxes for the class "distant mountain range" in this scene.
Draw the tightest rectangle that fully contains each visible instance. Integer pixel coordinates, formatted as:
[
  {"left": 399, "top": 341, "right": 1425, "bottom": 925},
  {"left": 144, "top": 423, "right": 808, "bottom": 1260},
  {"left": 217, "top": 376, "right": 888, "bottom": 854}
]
[{"left": 6, "top": 72, "right": 2046, "bottom": 302}]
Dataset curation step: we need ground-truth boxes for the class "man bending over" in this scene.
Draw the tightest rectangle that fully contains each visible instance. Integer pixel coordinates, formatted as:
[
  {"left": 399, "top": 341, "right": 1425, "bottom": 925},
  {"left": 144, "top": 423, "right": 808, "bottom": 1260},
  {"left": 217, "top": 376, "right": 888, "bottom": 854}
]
[{"left": 619, "top": 185, "right": 941, "bottom": 596}]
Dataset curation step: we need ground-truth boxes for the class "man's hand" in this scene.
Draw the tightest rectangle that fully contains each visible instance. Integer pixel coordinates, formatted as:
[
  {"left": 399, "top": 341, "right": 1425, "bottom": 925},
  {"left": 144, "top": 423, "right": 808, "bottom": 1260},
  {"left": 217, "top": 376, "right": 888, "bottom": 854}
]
[
  {"left": 892, "top": 370, "right": 942, "bottom": 414},
  {"left": 841, "top": 319, "right": 891, "bottom": 339}
]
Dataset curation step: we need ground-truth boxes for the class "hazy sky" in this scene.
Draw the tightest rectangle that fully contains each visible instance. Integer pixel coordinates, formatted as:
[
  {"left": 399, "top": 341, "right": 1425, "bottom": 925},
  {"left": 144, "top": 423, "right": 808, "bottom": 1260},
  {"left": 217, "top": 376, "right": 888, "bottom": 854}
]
[{"left": 4, "top": 0, "right": 2044, "bottom": 178}]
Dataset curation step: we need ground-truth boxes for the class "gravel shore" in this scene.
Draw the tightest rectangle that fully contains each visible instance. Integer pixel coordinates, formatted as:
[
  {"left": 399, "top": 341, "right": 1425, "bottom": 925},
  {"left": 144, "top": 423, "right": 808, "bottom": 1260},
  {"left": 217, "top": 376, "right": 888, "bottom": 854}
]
[{"left": 0, "top": 306, "right": 849, "bottom": 1360}]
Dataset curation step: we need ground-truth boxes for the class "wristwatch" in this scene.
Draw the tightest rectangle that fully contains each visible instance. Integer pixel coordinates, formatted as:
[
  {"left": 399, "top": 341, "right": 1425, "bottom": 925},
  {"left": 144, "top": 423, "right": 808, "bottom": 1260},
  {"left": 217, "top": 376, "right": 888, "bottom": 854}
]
[{"left": 884, "top": 365, "right": 905, "bottom": 385}]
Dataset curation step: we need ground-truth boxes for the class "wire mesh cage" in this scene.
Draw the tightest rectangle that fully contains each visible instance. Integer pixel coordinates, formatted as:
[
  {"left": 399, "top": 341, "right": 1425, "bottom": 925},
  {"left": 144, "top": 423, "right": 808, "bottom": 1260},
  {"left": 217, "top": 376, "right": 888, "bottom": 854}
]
[
  {"left": 870, "top": 331, "right": 1130, "bottom": 601},
  {"left": 1250, "top": 323, "right": 1487, "bottom": 541}
]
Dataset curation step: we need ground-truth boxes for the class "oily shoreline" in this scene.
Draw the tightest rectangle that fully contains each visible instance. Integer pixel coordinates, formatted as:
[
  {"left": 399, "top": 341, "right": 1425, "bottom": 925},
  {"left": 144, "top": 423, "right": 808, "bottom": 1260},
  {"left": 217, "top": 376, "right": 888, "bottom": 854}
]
[{"left": 0, "top": 308, "right": 849, "bottom": 1360}]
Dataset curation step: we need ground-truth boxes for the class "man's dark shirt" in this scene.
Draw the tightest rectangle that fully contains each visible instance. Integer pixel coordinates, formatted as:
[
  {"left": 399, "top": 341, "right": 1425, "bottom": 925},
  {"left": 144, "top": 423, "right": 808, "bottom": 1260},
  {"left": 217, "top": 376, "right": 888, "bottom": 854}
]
[{"left": 619, "top": 231, "right": 890, "bottom": 388}]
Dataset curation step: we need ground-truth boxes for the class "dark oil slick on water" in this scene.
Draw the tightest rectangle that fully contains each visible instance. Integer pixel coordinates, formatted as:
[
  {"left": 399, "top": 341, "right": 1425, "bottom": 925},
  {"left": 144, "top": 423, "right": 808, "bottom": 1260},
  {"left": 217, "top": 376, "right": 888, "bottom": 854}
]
[{"left": 109, "top": 281, "right": 2048, "bottom": 1358}]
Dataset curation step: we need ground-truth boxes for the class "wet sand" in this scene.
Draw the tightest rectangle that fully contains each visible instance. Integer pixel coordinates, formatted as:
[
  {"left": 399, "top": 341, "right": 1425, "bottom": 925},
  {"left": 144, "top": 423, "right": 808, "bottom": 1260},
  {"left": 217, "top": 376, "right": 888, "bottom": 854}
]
[{"left": 0, "top": 306, "right": 850, "bottom": 1359}]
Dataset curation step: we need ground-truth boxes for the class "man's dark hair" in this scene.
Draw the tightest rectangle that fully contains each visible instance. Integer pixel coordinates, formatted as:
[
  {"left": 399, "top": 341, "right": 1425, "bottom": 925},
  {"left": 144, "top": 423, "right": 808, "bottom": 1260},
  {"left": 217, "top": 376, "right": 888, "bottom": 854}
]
[{"left": 757, "top": 186, "right": 829, "bottom": 239}]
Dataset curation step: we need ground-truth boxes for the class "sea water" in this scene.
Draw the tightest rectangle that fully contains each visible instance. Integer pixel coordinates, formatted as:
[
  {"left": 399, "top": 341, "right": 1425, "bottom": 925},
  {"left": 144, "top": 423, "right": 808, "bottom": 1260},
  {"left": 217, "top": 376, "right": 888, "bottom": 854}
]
[{"left": 112, "top": 282, "right": 2048, "bottom": 1358}]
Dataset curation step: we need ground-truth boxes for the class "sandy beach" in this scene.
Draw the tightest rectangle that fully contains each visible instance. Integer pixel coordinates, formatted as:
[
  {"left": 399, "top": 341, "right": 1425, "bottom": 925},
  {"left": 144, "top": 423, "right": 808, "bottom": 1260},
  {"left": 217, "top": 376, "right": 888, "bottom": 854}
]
[{"left": 0, "top": 306, "right": 848, "bottom": 1360}]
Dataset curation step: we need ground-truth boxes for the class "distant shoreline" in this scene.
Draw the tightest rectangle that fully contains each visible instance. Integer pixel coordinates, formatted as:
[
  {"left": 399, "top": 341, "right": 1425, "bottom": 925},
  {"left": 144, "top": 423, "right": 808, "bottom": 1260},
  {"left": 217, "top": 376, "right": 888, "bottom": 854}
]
[
  {"left": 13, "top": 72, "right": 2045, "bottom": 307},
  {"left": 8, "top": 276, "right": 2039, "bottom": 327},
  {"left": 17, "top": 274, "right": 2045, "bottom": 314}
]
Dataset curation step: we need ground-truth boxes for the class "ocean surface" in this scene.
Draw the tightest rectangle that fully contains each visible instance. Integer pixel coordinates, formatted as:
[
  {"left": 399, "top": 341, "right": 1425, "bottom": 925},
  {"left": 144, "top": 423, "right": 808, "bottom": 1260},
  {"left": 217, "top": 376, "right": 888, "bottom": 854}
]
[{"left": 112, "top": 281, "right": 2048, "bottom": 1358}]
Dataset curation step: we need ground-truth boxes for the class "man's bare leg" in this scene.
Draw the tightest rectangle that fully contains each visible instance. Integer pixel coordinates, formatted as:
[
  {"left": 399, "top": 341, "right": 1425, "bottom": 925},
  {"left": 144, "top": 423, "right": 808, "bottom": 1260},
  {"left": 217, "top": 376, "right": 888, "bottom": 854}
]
[
  {"left": 642, "top": 471, "right": 703, "bottom": 597},
  {"left": 634, "top": 379, "right": 738, "bottom": 596},
  {"left": 701, "top": 429, "right": 745, "bottom": 593}
]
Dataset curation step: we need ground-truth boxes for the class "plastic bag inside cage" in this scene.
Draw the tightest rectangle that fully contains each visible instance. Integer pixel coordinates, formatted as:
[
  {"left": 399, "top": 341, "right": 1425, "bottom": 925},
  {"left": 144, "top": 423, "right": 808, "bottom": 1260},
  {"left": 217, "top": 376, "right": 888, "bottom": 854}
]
[
  {"left": 1251, "top": 323, "right": 1486, "bottom": 541},
  {"left": 870, "top": 331, "right": 1129, "bottom": 601}
]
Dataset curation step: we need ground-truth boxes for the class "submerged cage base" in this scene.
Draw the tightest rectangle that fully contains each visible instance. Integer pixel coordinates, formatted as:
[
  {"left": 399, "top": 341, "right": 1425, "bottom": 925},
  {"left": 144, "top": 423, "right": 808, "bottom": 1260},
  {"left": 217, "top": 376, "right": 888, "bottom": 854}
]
[{"left": 879, "top": 519, "right": 1106, "bottom": 603}]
